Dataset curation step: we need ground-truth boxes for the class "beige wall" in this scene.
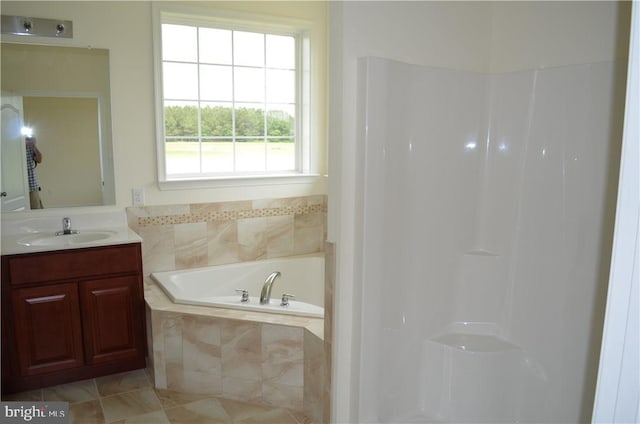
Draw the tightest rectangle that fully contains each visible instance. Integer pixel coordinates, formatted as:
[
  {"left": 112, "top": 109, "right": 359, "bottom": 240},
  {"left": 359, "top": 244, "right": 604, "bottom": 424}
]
[
  {"left": 488, "top": 1, "right": 632, "bottom": 72},
  {"left": 338, "top": 1, "right": 493, "bottom": 73},
  {"left": 0, "top": 1, "right": 328, "bottom": 209},
  {"left": 325, "top": 0, "right": 631, "bottom": 76},
  {"left": 1, "top": 43, "right": 110, "bottom": 93},
  {"left": 23, "top": 96, "right": 103, "bottom": 207}
]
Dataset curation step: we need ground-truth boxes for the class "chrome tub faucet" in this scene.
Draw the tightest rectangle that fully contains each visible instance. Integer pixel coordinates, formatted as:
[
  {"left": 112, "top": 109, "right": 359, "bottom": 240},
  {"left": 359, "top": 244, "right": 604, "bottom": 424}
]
[{"left": 259, "top": 271, "right": 281, "bottom": 304}]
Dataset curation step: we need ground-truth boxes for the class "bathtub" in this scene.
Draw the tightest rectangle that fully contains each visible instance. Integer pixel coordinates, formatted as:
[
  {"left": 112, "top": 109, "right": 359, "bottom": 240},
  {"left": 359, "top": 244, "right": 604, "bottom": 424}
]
[{"left": 151, "top": 253, "right": 324, "bottom": 318}]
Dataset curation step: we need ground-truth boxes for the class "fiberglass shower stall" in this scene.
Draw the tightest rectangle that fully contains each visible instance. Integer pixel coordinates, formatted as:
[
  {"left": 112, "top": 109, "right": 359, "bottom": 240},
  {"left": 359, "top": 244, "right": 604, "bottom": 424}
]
[{"left": 356, "top": 57, "right": 626, "bottom": 422}]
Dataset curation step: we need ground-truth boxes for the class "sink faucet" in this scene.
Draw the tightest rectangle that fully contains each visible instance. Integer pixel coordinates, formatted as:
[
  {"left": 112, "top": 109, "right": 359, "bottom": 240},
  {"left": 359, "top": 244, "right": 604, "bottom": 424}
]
[
  {"left": 56, "top": 217, "right": 79, "bottom": 236},
  {"left": 259, "top": 271, "right": 281, "bottom": 304}
]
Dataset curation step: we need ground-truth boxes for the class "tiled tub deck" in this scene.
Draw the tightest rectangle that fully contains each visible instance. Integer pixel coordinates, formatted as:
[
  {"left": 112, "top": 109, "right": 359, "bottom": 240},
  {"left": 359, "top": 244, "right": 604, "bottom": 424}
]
[{"left": 145, "top": 278, "right": 326, "bottom": 424}]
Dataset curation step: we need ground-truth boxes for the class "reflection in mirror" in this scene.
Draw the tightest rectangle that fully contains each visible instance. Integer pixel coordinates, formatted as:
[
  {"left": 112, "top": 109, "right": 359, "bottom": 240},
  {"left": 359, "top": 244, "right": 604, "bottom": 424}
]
[{"left": 0, "top": 43, "right": 115, "bottom": 211}]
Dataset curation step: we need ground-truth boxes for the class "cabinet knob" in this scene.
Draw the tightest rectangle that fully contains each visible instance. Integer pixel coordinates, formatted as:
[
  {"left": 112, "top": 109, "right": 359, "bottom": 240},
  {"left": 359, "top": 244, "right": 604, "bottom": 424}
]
[{"left": 1, "top": 192, "right": 7, "bottom": 197}]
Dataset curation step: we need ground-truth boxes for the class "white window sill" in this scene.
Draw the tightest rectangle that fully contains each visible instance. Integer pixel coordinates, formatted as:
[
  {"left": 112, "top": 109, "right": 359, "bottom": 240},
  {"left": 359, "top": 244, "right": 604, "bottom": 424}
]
[{"left": 158, "top": 173, "right": 323, "bottom": 190}]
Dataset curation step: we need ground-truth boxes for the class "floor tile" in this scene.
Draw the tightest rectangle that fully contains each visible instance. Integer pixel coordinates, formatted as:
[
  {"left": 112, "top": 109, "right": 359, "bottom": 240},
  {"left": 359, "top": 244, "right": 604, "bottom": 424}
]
[
  {"left": 96, "top": 369, "right": 152, "bottom": 397},
  {"left": 154, "top": 388, "right": 215, "bottom": 410},
  {"left": 69, "top": 399, "right": 105, "bottom": 424},
  {"left": 2, "top": 369, "right": 312, "bottom": 424},
  {"left": 1, "top": 389, "right": 42, "bottom": 401},
  {"left": 289, "top": 410, "right": 314, "bottom": 424},
  {"left": 111, "top": 409, "right": 171, "bottom": 423},
  {"left": 43, "top": 378, "right": 98, "bottom": 404},
  {"left": 101, "top": 388, "right": 163, "bottom": 423},
  {"left": 234, "top": 408, "right": 298, "bottom": 424},
  {"left": 217, "top": 398, "right": 278, "bottom": 422},
  {"left": 164, "top": 398, "right": 231, "bottom": 423}
]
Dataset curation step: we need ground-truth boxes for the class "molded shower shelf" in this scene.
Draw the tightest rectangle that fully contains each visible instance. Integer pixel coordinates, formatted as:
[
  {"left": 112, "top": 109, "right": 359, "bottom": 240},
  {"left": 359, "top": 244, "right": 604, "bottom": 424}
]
[
  {"left": 431, "top": 333, "right": 520, "bottom": 352},
  {"left": 464, "top": 249, "right": 499, "bottom": 257},
  {"left": 422, "top": 332, "right": 526, "bottom": 422}
]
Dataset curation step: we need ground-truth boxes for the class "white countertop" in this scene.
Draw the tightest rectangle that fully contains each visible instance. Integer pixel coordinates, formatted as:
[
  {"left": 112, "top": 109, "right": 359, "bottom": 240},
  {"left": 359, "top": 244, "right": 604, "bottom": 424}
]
[
  {"left": 1, "top": 227, "right": 142, "bottom": 255},
  {"left": 1, "top": 210, "right": 142, "bottom": 255}
]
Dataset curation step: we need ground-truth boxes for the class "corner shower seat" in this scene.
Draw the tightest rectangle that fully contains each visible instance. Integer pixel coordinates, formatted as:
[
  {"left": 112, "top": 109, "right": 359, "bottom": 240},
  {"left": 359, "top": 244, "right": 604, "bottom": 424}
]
[{"left": 421, "top": 331, "right": 526, "bottom": 423}]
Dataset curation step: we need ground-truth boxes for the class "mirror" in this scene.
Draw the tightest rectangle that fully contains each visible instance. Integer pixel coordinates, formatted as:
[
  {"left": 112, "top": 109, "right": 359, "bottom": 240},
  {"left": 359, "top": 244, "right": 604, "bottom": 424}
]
[{"left": 1, "top": 42, "right": 115, "bottom": 211}]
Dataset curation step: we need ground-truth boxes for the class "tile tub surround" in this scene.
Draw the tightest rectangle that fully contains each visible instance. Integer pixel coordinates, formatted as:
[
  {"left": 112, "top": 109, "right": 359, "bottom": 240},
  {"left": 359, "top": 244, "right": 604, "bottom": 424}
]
[
  {"left": 130, "top": 195, "right": 330, "bottom": 422},
  {"left": 145, "top": 278, "right": 326, "bottom": 423},
  {"left": 126, "top": 196, "right": 327, "bottom": 275}
]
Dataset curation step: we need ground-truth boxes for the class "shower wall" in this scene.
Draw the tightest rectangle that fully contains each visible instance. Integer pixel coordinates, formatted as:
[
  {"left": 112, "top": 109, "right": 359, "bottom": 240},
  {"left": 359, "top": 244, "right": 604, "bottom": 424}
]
[{"left": 357, "top": 57, "right": 625, "bottom": 422}]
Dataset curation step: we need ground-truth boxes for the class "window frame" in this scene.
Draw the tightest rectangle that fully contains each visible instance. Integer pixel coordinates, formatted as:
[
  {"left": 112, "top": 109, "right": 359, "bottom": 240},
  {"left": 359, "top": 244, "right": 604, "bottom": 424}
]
[{"left": 152, "top": 3, "right": 319, "bottom": 190}]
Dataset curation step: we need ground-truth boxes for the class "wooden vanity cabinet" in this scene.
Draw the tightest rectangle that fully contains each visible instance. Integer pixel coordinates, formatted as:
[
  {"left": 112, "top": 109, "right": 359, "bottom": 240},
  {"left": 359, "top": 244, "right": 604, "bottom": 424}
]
[{"left": 1, "top": 243, "right": 146, "bottom": 393}]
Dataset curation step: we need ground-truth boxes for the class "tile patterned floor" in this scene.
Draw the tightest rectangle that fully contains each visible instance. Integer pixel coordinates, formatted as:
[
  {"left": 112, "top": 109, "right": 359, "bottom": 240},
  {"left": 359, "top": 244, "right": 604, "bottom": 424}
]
[{"left": 2, "top": 369, "right": 313, "bottom": 424}]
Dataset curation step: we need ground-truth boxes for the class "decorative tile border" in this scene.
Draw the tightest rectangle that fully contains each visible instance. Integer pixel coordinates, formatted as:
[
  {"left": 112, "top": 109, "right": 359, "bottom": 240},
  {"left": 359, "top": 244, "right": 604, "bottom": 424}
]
[{"left": 136, "top": 204, "right": 326, "bottom": 227}]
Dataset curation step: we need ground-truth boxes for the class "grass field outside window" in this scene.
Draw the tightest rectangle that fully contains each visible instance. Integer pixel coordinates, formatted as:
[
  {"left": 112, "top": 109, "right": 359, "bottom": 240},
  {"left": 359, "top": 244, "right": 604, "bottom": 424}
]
[{"left": 165, "top": 141, "right": 295, "bottom": 175}]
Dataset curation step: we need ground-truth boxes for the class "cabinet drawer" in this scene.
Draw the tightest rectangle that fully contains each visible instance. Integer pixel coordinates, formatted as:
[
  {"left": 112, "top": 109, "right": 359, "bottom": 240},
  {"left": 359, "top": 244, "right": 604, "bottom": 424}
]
[{"left": 4, "top": 243, "right": 141, "bottom": 285}]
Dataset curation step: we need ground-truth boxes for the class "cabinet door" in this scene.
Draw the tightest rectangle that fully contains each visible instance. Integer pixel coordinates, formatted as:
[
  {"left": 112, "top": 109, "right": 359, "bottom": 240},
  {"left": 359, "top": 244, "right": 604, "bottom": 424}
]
[
  {"left": 80, "top": 276, "right": 144, "bottom": 365},
  {"left": 12, "top": 283, "right": 84, "bottom": 376}
]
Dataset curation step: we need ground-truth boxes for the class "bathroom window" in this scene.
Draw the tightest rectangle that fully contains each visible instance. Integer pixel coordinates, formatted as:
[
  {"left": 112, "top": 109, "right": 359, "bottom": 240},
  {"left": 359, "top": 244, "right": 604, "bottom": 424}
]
[{"left": 153, "top": 5, "right": 318, "bottom": 188}]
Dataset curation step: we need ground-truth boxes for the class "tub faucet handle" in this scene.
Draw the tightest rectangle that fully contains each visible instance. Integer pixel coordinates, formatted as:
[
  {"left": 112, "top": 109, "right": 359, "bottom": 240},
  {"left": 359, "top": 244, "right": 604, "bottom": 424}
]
[
  {"left": 235, "top": 289, "right": 250, "bottom": 303},
  {"left": 280, "top": 293, "right": 295, "bottom": 307}
]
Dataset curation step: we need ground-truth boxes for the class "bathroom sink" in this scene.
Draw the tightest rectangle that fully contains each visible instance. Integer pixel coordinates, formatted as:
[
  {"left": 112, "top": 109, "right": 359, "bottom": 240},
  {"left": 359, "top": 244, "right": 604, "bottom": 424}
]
[{"left": 17, "top": 231, "right": 117, "bottom": 247}]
